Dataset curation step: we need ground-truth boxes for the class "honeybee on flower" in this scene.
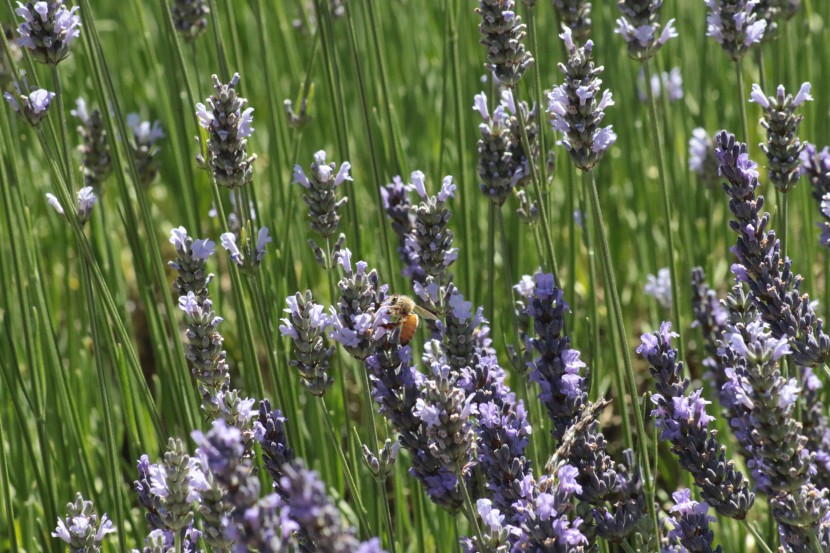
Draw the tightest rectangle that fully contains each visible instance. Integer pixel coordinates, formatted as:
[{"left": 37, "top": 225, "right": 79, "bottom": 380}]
[{"left": 377, "top": 294, "right": 439, "bottom": 345}]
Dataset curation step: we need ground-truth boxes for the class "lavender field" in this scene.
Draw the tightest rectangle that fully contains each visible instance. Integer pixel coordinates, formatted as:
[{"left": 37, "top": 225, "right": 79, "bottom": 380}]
[{"left": 3, "top": 0, "right": 830, "bottom": 551}]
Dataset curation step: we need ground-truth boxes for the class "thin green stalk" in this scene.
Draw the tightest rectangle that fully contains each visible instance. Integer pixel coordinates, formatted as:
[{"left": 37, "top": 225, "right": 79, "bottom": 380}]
[
  {"left": 780, "top": 191, "right": 789, "bottom": 262},
  {"left": 736, "top": 60, "right": 750, "bottom": 143},
  {"left": 756, "top": 48, "right": 767, "bottom": 96},
  {"left": 584, "top": 170, "right": 659, "bottom": 545},
  {"left": 320, "top": 397, "right": 372, "bottom": 536},
  {"left": 487, "top": 203, "right": 496, "bottom": 319},
  {"left": 741, "top": 519, "right": 776, "bottom": 553},
  {"left": 0, "top": 412, "right": 17, "bottom": 552},
  {"left": 458, "top": 471, "right": 485, "bottom": 547},
  {"left": 578, "top": 172, "right": 602, "bottom": 392},
  {"left": 643, "top": 59, "right": 685, "bottom": 365}
]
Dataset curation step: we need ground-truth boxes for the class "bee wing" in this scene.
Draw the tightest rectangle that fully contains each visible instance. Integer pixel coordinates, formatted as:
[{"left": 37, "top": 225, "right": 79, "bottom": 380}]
[{"left": 412, "top": 305, "right": 440, "bottom": 321}]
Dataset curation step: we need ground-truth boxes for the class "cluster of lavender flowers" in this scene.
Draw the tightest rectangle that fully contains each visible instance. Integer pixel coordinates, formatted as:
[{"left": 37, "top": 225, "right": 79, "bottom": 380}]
[
  {"left": 15, "top": 0, "right": 81, "bottom": 65},
  {"left": 4, "top": 75, "right": 55, "bottom": 127},
  {"left": 524, "top": 271, "right": 643, "bottom": 545},
  {"left": 615, "top": 0, "right": 677, "bottom": 61},
  {"left": 749, "top": 82, "right": 812, "bottom": 193},
  {"left": 704, "top": 0, "right": 767, "bottom": 61},
  {"left": 688, "top": 128, "right": 721, "bottom": 188},
  {"left": 552, "top": 0, "right": 592, "bottom": 43},
  {"left": 169, "top": 226, "right": 257, "bottom": 434},
  {"left": 800, "top": 143, "right": 830, "bottom": 250},
  {"left": 279, "top": 289, "right": 335, "bottom": 396},
  {"left": 52, "top": 493, "right": 115, "bottom": 552},
  {"left": 663, "top": 489, "right": 722, "bottom": 553},
  {"left": 171, "top": 0, "right": 209, "bottom": 41},
  {"left": 126, "top": 113, "right": 164, "bottom": 187},
  {"left": 637, "top": 322, "right": 754, "bottom": 520},
  {"left": 71, "top": 98, "right": 112, "bottom": 190},
  {"left": 475, "top": 0, "right": 532, "bottom": 88},
  {"left": 716, "top": 131, "right": 830, "bottom": 368},
  {"left": 473, "top": 89, "right": 538, "bottom": 207},
  {"left": 547, "top": 26, "right": 616, "bottom": 172},
  {"left": 718, "top": 306, "right": 830, "bottom": 551},
  {"left": 380, "top": 176, "right": 425, "bottom": 281},
  {"left": 293, "top": 150, "right": 351, "bottom": 267},
  {"left": 689, "top": 267, "right": 730, "bottom": 404},
  {"left": 45, "top": 185, "right": 96, "bottom": 224}
]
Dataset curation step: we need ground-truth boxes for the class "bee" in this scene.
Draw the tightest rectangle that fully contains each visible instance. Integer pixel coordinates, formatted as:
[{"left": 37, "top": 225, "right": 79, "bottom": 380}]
[{"left": 379, "top": 294, "right": 440, "bottom": 345}]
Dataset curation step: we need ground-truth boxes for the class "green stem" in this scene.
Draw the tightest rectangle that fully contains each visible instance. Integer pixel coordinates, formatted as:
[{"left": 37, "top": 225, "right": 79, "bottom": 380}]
[
  {"left": 584, "top": 170, "right": 659, "bottom": 544},
  {"left": 320, "top": 397, "right": 371, "bottom": 536},
  {"left": 488, "top": 202, "right": 496, "bottom": 319},
  {"left": 0, "top": 412, "right": 17, "bottom": 552},
  {"left": 736, "top": 60, "right": 750, "bottom": 143},
  {"left": 741, "top": 519, "right": 776, "bottom": 553},
  {"left": 458, "top": 471, "right": 486, "bottom": 547},
  {"left": 643, "top": 59, "right": 685, "bottom": 365}
]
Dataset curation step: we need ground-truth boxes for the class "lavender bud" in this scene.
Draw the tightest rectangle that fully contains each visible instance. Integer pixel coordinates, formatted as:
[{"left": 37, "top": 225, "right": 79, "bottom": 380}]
[
  {"left": 644, "top": 267, "right": 672, "bottom": 309},
  {"left": 553, "top": 0, "right": 592, "bottom": 42},
  {"left": 638, "top": 322, "right": 755, "bottom": 519},
  {"left": 362, "top": 439, "right": 399, "bottom": 481},
  {"left": 168, "top": 226, "right": 215, "bottom": 301},
  {"left": 15, "top": 1, "right": 81, "bottom": 65},
  {"left": 52, "top": 493, "right": 116, "bottom": 552},
  {"left": 284, "top": 96, "right": 311, "bottom": 130},
  {"left": 548, "top": 26, "right": 616, "bottom": 172},
  {"left": 688, "top": 128, "right": 721, "bottom": 188},
  {"left": 219, "top": 224, "right": 271, "bottom": 274},
  {"left": 293, "top": 150, "right": 351, "bottom": 238},
  {"left": 615, "top": 0, "right": 677, "bottom": 61},
  {"left": 476, "top": 0, "right": 533, "bottom": 88},
  {"left": 4, "top": 79, "right": 54, "bottom": 126},
  {"left": 666, "top": 489, "right": 722, "bottom": 553},
  {"left": 279, "top": 290, "right": 334, "bottom": 396},
  {"left": 704, "top": 0, "right": 767, "bottom": 61},
  {"left": 801, "top": 143, "right": 830, "bottom": 251},
  {"left": 716, "top": 131, "right": 830, "bottom": 368},
  {"left": 171, "top": 0, "right": 209, "bottom": 41},
  {"left": 133, "top": 525, "right": 201, "bottom": 553},
  {"left": 126, "top": 114, "right": 164, "bottom": 187},
  {"left": 381, "top": 177, "right": 425, "bottom": 281},
  {"left": 515, "top": 189, "right": 539, "bottom": 224},
  {"left": 749, "top": 82, "right": 812, "bottom": 193},
  {"left": 196, "top": 73, "right": 256, "bottom": 189},
  {"left": 407, "top": 170, "right": 458, "bottom": 292},
  {"left": 474, "top": 89, "right": 538, "bottom": 206},
  {"left": 72, "top": 98, "right": 112, "bottom": 190}
]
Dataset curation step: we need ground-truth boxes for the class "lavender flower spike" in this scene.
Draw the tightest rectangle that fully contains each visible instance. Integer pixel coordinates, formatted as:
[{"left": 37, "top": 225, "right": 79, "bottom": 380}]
[
  {"left": 666, "top": 489, "right": 722, "bottom": 553},
  {"left": 553, "top": 0, "right": 592, "bottom": 42},
  {"left": 638, "top": 322, "right": 754, "bottom": 519},
  {"left": 644, "top": 267, "right": 672, "bottom": 309},
  {"left": 380, "top": 176, "right": 425, "bottom": 282},
  {"left": 279, "top": 290, "right": 335, "bottom": 396},
  {"left": 172, "top": 0, "right": 209, "bottom": 41},
  {"left": 15, "top": 1, "right": 81, "bottom": 65},
  {"left": 169, "top": 226, "right": 215, "bottom": 301},
  {"left": 72, "top": 98, "right": 112, "bottom": 190},
  {"left": 615, "top": 0, "right": 677, "bottom": 61},
  {"left": 749, "top": 82, "right": 812, "bottom": 193},
  {"left": 52, "top": 493, "right": 116, "bottom": 552},
  {"left": 716, "top": 130, "right": 830, "bottom": 367},
  {"left": 127, "top": 114, "right": 164, "bottom": 187},
  {"left": 293, "top": 150, "right": 351, "bottom": 238},
  {"left": 196, "top": 73, "right": 256, "bottom": 189},
  {"left": 476, "top": 0, "right": 533, "bottom": 88},
  {"left": 801, "top": 143, "right": 830, "bottom": 251},
  {"left": 548, "top": 25, "right": 616, "bottom": 172},
  {"left": 704, "top": 0, "right": 767, "bottom": 61},
  {"left": 688, "top": 128, "right": 720, "bottom": 188},
  {"left": 330, "top": 250, "right": 386, "bottom": 360}
]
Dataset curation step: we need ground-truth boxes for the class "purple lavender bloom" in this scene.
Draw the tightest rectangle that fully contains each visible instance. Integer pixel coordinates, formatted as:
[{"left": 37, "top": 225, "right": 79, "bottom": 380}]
[
  {"left": 380, "top": 177, "right": 425, "bottom": 282},
  {"left": 704, "top": 0, "right": 767, "bottom": 60},
  {"left": 255, "top": 399, "right": 295, "bottom": 496},
  {"left": 615, "top": 0, "right": 677, "bottom": 61},
  {"left": 689, "top": 268, "right": 731, "bottom": 405},
  {"left": 330, "top": 250, "right": 386, "bottom": 360},
  {"left": 548, "top": 26, "right": 616, "bottom": 171},
  {"left": 475, "top": 0, "right": 533, "bottom": 88},
  {"left": 645, "top": 267, "right": 673, "bottom": 309},
  {"left": 407, "top": 170, "right": 458, "bottom": 293},
  {"left": 219, "top": 225, "right": 271, "bottom": 274},
  {"left": 168, "top": 226, "right": 215, "bottom": 301},
  {"left": 52, "top": 493, "right": 115, "bottom": 552},
  {"left": 293, "top": 150, "right": 351, "bottom": 239},
  {"left": 126, "top": 113, "right": 164, "bottom": 187},
  {"left": 720, "top": 314, "right": 830, "bottom": 550},
  {"left": 171, "top": 0, "right": 209, "bottom": 41},
  {"left": 749, "top": 82, "right": 812, "bottom": 193},
  {"left": 280, "top": 290, "right": 334, "bottom": 396},
  {"left": 553, "top": 0, "right": 592, "bottom": 42},
  {"left": 512, "top": 468, "right": 589, "bottom": 550},
  {"left": 638, "top": 322, "right": 754, "bottom": 519},
  {"left": 474, "top": 89, "right": 539, "bottom": 206},
  {"left": 4, "top": 80, "right": 54, "bottom": 126},
  {"left": 666, "top": 489, "right": 722, "bottom": 553},
  {"left": 196, "top": 73, "right": 256, "bottom": 189},
  {"left": 716, "top": 131, "right": 830, "bottom": 368},
  {"left": 15, "top": 0, "right": 81, "bottom": 65},
  {"left": 689, "top": 128, "right": 721, "bottom": 187},
  {"left": 72, "top": 98, "right": 112, "bottom": 190},
  {"left": 801, "top": 143, "right": 830, "bottom": 251}
]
